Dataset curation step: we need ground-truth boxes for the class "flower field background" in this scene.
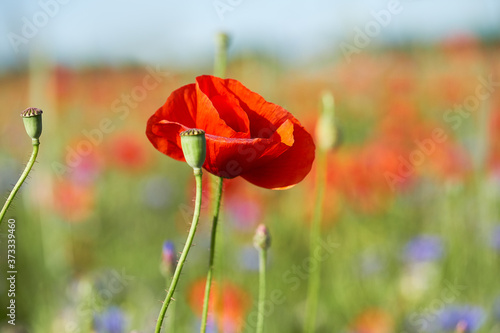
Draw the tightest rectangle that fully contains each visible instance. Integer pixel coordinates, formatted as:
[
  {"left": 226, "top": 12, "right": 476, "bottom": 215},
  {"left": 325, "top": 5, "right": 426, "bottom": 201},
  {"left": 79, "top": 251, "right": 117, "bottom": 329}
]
[{"left": 1, "top": 37, "right": 500, "bottom": 332}]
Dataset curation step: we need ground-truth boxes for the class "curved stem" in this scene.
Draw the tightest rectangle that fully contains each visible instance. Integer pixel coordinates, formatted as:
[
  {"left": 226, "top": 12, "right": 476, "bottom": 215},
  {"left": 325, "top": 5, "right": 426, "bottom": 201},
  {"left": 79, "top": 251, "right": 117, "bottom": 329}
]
[
  {"left": 0, "top": 140, "right": 40, "bottom": 226},
  {"left": 168, "top": 275, "right": 176, "bottom": 333},
  {"left": 304, "top": 149, "right": 327, "bottom": 333},
  {"left": 200, "top": 176, "right": 224, "bottom": 333},
  {"left": 256, "top": 248, "right": 267, "bottom": 333},
  {"left": 155, "top": 170, "right": 203, "bottom": 333}
]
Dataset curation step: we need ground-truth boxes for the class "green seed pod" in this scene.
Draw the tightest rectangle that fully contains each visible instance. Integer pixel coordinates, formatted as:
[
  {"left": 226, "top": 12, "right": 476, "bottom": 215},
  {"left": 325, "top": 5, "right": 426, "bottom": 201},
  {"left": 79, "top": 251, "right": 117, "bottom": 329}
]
[
  {"left": 180, "top": 129, "right": 206, "bottom": 172},
  {"left": 20, "top": 107, "right": 43, "bottom": 142},
  {"left": 315, "top": 92, "right": 341, "bottom": 151},
  {"left": 253, "top": 224, "right": 271, "bottom": 251}
]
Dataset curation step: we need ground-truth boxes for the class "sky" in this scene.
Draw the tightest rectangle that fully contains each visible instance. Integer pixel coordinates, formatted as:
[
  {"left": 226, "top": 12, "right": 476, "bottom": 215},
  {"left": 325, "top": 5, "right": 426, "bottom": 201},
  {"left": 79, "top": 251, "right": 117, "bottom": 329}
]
[{"left": 0, "top": 0, "right": 499, "bottom": 70}]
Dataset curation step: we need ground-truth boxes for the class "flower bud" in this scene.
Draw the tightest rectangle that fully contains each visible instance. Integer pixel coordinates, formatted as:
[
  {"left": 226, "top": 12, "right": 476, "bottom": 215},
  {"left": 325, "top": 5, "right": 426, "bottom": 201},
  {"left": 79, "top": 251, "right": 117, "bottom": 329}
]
[
  {"left": 160, "top": 241, "right": 177, "bottom": 277},
  {"left": 180, "top": 129, "right": 206, "bottom": 172},
  {"left": 315, "top": 92, "right": 340, "bottom": 151},
  {"left": 253, "top": 224, "right": 271, "bottom": 251},
  {"left": 20, "top": 107, "right": 43, "bottom": 142}
]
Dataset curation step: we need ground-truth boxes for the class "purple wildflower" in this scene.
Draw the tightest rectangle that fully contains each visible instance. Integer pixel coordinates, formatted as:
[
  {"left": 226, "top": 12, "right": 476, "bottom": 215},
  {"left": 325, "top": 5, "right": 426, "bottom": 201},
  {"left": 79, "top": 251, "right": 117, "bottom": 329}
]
[
  {"left": 161, "top": 241, "right": 177, "bottom": 276},
  {"left": 434, "top": 305, "right": 485, "bottom": 332},
  {"left": 94, "top": 307, "right": 125, "bottom": 333},
  {"left": 404, "top": 235, "right": 444, "bottom": 263}
]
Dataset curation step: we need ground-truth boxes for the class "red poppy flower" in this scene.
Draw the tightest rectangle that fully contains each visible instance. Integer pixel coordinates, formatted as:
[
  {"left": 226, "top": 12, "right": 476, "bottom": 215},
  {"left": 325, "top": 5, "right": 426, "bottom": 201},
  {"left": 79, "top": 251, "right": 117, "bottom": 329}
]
[
  {"left": 146, "top": 75, "right": 315, "bottom": 189},
  {"left": 106, "top": 132, "right": 150, "bottom": 171},
  {"left": 188, "top": 278, "right": 250, "bottom": 332}
]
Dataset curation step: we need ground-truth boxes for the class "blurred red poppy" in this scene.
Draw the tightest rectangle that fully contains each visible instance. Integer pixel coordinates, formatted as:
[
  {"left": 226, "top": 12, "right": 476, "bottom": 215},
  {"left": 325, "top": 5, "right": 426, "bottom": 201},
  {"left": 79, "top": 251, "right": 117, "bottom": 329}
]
[
  {"left": 53, "top": 179, "right": 95, "bottom": 223},
  {"left": 188, "top": 278, "right": 250, "bottom": 333},
  {"left": 146, "top": 75, "right": 315, "bottom": 189},
  {"left": 106, "top": 132, "right": 150, "bottom": 171}
]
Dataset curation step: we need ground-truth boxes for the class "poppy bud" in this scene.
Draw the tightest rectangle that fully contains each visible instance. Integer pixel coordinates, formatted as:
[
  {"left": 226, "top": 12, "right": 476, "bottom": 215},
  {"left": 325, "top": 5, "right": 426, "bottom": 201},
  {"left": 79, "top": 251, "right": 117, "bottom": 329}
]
[
  {"left": 180, "top": 129, "right": 206, "bottom": 173},
  {"left": 20, "top": 107, "right": 43, "bottom": 142},
  {"left": 160, "top": 241, "right": 177, "bottom": 277},
  {"left": 253, "top": 224, "right": 271, "bottom": 251},
  {"left": 315, "top": 92, "right": 340, "bottom": 151}
]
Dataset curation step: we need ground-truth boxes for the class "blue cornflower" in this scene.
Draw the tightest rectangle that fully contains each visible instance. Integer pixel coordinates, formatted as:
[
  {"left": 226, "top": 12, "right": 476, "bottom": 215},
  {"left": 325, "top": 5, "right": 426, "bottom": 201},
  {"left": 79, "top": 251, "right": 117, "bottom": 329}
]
[
  {"left": 434, "top": 305, "right": 485, "bottom": 332},
  {"left": 404, "top": 235, "right": 444, "bottom": 263},
  {"left": 94, "top": 307, "right": 125, "bottom": 333},
  {"left": 161, "top": 240, "right": 177, "bottom": 275}
]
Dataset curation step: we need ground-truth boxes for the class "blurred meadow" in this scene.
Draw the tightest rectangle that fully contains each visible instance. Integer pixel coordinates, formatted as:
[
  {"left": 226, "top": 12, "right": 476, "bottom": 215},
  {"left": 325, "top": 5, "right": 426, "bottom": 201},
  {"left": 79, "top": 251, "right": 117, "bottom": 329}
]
[{"left": 1, "top": 1, "right": 500, "bottom": 333}]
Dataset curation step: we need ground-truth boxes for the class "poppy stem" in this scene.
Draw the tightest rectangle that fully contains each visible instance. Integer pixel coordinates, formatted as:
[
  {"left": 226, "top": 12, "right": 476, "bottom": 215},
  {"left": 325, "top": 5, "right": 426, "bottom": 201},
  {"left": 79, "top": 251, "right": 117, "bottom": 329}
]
[
  {"left": 304, "top": 148, "right": 327, "bottom": 333},
  {"left": 200, "top": 176, "right": 224, "bottom": 333},
  {"left": 0, "top": 139, "right": 40, "bottom": 226},
  {"left": 256, "top": 246, "right": 268, "bottom": 333},
  {"left": 168, "top": 275, "right": 176, "bottom": 333},
  {"left": 214, "top": 32, "right": 229, "bottom": 78},
  {"left": 155, "top": 170, "right": 203, "bottom": 333}
]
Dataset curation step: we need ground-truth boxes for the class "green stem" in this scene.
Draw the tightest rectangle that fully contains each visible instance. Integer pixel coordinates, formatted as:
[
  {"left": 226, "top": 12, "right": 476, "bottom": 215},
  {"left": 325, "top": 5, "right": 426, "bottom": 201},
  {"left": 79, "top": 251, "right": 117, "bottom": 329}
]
[
  {"left": 0, "top": 139, "right": 40, "bottom": 226},
  {"left": 214, "top": 32, "right": 228, "bottom": 78},
  {"left": 167, "top": 275, "right": 176, "bottom": 333},
  {"left": 304, "top": 149, "right": 327, "bottom": 333},
  {"left": 200, "top": 177, "right": 224, "bottom": 333},
  {"left": 256, "top": 248, "right": 267, "bottom": 333},
  {"left": 155, "top": 169, "right": 203, "bottom": 333}
]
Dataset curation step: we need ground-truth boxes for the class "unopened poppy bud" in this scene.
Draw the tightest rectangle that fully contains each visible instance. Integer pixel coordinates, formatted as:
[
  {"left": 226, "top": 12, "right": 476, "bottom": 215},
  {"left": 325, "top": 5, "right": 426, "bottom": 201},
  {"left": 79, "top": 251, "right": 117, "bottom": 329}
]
[
  {"left": 253, "top": 224, "right": 271, "bottom": 251},
  {"left": 315, "top": 92, "right": 340, "bottom": 151},
  {"left": 160, "top": 241, "right": 177, "bottom": 277},
  {"left": 180, "top": 129, "right": 206, "bottom": 172},
  {"left": 20, "top": 107, "right": 43, "bottom": 142}
]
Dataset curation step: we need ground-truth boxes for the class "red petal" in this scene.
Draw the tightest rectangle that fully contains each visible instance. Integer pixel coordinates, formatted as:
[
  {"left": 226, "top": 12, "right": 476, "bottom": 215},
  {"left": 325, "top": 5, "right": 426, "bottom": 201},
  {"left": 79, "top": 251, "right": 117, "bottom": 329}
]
[
  {"left": 147, "top": 75, "right": 315, "bottom": 189},
  {"left": 203, "top": 125, "right": 291, "bottom": 178},
  {"left": 196, "top": 76, "right": 250, "bottom": 135},
  {"left": 241, "top": 122, "right": 315, "bottom": 189},
  {"left": 148, "top": 118, "right": 294, "bottom": 179},
  {"left": 147, "top": 119, "right": 188, "bottom": 162},
  {"left": 221, "top": 77, "right": 293, "bottom": 137},
  {"left": 151, "top": 81, "right": 241, "bottom": 139}
]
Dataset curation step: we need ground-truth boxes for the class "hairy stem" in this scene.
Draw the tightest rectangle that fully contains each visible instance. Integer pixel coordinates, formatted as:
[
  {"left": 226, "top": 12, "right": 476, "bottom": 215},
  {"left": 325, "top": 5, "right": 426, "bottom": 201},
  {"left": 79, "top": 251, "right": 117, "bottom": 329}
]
[
  {"left": 200, "top": 177, "right": 224, "bottom": 333},
  {"left": 155, "top": 170, "right": 203, "bottom": 333},
  {"left": 256, "top": 247, "right": 268, "bottom": 333},
  {"left": 0, "top": 140, "right": 40, "bottom": 226}
]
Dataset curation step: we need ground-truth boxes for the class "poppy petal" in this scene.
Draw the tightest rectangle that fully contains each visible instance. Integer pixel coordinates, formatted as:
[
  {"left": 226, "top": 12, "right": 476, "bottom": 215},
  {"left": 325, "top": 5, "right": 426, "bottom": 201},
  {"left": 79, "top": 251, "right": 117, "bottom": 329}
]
[
  {"left": 146, "top": 75, "right": 315, "bottom": 189},
  {"left": 153, "top": 82, "right": 241, "bottom": 139},
  {"left": 222, "top": 77, "right": 293, "bottom": 137},
  {"left": 147, "top": 119, "right": 188, "bottom": 161},
  {"left": 203, "top": 129, "right": 290, "bottom": 178},
  {"left": 148, "top": 119, "right": 293, "bottom": 178},
  {"left": 241, "top": 122, "right": 315, "bottom": 189},
  {"left": 196, "top": 76, "right": 250, "bottom": 135}
]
